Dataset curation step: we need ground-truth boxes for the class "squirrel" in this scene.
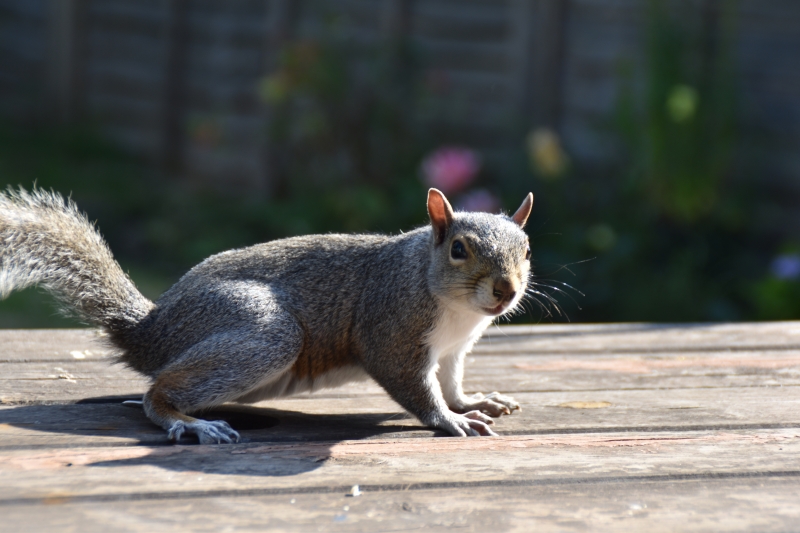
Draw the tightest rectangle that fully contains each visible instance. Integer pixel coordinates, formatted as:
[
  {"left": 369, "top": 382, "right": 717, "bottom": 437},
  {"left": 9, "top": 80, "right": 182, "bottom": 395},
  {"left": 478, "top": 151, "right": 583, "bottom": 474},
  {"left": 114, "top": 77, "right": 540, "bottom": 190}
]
[{"left": 0, "top": 187, "right": 533, "bottom": 444}]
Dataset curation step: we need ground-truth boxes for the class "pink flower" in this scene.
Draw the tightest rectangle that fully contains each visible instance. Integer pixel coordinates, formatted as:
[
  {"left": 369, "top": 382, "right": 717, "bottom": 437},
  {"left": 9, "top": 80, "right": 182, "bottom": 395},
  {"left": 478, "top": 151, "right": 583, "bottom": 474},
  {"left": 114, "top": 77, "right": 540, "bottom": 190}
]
[
  {"left": 420, "top": 147, "right": 480, "bottom": 195},
  {"left": 457, "top": 188, "right": 501, "bottom": 213}
]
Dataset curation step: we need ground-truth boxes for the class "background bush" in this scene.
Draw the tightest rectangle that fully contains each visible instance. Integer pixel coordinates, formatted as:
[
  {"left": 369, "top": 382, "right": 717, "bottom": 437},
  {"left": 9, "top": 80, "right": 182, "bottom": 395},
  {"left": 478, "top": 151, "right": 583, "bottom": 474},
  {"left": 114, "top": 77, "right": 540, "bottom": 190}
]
[{"left": 1, "top": 1, "right": 796, "bottom": 327}]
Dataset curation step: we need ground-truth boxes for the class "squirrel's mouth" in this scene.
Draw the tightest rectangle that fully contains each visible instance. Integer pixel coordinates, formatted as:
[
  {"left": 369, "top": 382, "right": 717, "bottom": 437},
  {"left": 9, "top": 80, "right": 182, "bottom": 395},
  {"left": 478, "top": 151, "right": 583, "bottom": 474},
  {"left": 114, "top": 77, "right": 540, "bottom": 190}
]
[{"left": 483, "top": 304, "right": 507, "bottom": 316}]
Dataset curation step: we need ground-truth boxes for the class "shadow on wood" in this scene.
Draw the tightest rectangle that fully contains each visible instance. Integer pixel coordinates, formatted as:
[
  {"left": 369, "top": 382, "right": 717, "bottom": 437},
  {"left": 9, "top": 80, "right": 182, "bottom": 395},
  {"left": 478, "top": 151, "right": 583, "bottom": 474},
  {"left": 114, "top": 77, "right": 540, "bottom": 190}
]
[{"left": 0, "top": 399, "right": 424, "bottom": 477}]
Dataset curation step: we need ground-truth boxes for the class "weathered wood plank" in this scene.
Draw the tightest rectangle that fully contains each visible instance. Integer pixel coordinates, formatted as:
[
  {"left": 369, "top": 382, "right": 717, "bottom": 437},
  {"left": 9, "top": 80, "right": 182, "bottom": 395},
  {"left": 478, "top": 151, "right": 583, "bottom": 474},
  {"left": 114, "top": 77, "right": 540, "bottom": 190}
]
[
  {"left": 5, "top": 324, "right": 800, "bottom": 363},
  {"left": 2, "top": 386, "right": 799, "bottom": 449},
  {"left": 478, "top": 322, "right": 800, "bottom": 352},
  {"left": 4, "top": 349, "right": 800, "bottom": 405},
  {"left": 0, "top": 361, "right": 148, "bottom": 404},
  {"left": 462, "top": 351, "right": 800, "bottom": 392},
  {"left": 1, "top": 324, "right": 799, "bottom": 530},
  {"left": 0, "top": 329, "right": 111, "bottom": 362},
  {"left": 2, "top": 476, "right": 799, "bottom": 533},
  {"left": 0, "top": 428, "right": 798, "bottom": 502}
]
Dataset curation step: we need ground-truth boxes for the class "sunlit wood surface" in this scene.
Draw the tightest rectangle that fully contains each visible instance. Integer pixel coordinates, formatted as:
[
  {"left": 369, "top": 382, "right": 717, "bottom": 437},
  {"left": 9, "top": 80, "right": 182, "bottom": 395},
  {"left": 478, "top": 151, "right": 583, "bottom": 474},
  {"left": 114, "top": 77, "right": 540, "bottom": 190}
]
[{"left": 2, "top": 323, "right": 800, "bottom": 532}]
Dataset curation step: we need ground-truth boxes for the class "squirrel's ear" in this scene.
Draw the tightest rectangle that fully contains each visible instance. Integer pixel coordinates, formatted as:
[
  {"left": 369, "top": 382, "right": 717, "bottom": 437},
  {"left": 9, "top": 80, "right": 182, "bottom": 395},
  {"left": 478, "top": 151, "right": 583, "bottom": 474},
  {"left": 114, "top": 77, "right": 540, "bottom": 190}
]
[
  {"left": 427, "top": 188, "right": 454, "bottom": 245},
  {"left": 511, "top": 193, "right": 534, "bottom": 228}
]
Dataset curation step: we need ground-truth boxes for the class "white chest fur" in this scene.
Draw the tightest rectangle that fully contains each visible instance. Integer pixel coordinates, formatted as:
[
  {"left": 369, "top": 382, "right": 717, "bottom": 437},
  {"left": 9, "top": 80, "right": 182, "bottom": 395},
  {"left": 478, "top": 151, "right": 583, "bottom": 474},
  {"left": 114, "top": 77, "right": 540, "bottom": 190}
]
[{"left": 426, "top": 304, "right": 493, "bottom": 362}]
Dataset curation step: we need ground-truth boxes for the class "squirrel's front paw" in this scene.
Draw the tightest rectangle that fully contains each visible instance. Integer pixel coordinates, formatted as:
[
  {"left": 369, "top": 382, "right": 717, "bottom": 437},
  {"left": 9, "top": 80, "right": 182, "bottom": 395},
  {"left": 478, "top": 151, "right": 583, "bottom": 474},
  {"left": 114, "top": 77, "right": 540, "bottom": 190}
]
[
  {"left": 437, "top": 411, "right": 498, "bottom": 437},
  {"left": 453, "top": 391, "right": 521, "bottom": 417}
]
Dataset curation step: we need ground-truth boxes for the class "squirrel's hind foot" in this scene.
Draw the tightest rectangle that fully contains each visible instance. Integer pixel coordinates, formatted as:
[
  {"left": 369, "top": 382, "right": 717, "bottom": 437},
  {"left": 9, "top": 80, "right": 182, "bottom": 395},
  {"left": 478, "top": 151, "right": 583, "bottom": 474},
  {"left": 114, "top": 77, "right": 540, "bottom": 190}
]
[{"left": 168, "top": 419, "right": 240, "bottom": 445}]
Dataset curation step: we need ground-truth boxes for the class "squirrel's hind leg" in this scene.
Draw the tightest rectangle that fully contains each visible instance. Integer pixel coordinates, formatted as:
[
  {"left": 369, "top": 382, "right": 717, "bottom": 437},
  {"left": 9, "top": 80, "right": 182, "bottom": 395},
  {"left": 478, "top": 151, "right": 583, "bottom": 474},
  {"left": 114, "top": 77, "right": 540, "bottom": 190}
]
[
  {"left": 142, "top": 317, "right": 303, "bottom": 444},
  {"left": 144, "top": 392, "right": 240, "bottom": 445}
]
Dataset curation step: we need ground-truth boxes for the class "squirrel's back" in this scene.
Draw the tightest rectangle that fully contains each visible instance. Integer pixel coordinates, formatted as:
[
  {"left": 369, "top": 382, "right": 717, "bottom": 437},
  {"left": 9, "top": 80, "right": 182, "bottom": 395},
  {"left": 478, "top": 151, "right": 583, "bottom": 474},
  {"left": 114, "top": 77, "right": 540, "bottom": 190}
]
[{"left": 124, "top": 228, "right": 438, "bottom": 376}]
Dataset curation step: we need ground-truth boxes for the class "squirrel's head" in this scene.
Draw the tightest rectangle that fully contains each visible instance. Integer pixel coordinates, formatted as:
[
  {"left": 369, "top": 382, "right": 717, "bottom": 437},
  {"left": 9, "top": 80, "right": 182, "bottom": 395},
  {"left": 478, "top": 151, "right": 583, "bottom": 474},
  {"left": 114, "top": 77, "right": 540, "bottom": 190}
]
[{"left": 427, "top": 188, "right": 533, "bottom": 317}]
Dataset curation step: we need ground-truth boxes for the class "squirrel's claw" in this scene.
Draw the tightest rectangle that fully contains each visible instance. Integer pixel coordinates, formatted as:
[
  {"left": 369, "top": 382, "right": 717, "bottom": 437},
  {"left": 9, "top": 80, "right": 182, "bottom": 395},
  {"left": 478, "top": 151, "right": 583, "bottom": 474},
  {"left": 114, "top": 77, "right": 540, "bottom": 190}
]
[
  {"left": 439, "top": 412, "right": 499, "bottom": 437},
  {"left": 167, "top": 420, "right": 186, "bottom": 442},
  {"left": 167, "top": 419, "right": 240, "bottom": 444},
  {"left": 482, "top": 392, "right": 521, "bottom": 414},
  {"left": 454, "top": 392, "right": 520, "bottom": 417},
  {"left": 470, "top": 399, "right": 512, "bottom": 417},
  {"left": 462, "top": 410, "right": 494, "bottom": 425},
  {"left": 194, "top": 420, "right": 240, "bottom": 444}
]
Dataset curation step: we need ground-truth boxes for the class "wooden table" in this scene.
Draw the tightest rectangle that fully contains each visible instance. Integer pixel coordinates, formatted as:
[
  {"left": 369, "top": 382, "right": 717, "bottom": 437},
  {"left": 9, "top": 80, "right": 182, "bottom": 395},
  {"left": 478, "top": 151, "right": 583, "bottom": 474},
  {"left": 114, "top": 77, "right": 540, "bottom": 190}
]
[{"left": 2, "top": 323, "right": 800, "bottom": 532}]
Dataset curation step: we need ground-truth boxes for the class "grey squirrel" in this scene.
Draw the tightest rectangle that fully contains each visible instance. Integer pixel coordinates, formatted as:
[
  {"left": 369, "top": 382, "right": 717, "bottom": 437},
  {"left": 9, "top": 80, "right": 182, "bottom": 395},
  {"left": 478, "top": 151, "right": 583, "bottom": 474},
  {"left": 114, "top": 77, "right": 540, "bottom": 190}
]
[{"left": 0, "top": 187, "right": 533, "bottom": 443}]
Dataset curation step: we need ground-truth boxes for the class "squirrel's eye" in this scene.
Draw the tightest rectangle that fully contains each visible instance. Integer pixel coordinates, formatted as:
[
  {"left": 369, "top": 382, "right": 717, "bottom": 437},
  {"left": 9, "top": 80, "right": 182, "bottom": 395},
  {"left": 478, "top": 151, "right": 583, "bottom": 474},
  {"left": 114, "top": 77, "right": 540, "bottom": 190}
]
[
  {"left": 451, "top": 240, "right": 468, "bottom": 260},
  {"left": 525, "top": 245, "right": 531, "bottom": 260}
]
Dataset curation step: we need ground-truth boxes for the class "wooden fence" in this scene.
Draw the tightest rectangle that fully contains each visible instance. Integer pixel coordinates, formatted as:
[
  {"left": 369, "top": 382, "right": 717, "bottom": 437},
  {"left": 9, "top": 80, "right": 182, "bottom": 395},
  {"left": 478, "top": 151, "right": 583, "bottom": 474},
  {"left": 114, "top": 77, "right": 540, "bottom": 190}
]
[{"left": 0, "top": 0, "right": 798, "bottom": 200}]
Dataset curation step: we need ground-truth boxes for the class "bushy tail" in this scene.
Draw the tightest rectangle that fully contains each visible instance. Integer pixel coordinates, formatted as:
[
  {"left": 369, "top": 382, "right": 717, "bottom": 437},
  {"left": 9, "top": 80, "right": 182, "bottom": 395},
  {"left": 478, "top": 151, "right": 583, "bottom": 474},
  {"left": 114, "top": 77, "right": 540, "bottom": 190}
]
[{"left": 0, "top": 188, "right": 154, "bottom": 333}]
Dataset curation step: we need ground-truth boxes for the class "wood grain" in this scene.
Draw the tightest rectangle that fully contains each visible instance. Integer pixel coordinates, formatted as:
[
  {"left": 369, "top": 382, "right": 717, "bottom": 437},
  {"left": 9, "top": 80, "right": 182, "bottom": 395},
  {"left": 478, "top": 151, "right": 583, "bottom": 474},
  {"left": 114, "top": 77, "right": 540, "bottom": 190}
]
[
  {"left": 2, "top": 477, "right": 798, "bottom": 533},
  {"left": 5, "top": 327, "right": 800, "bottom": 406},
  {"left": 2, "top": 324, "right": 800, "bottom": 531},
  {"left": 2, "top": 386, "right": 800, "bottom": 449},
  {"left": 478, "top": 322, "right": 800, "bottom": 352},
  {"left": 4, "top": 350, "right": 800, "bottom": 405},
  {"left": 1, "top": 428, "right": 798, "bottom": 501},
  {"left": 6, "top": 323, "right": 800, "bottom": 362}
]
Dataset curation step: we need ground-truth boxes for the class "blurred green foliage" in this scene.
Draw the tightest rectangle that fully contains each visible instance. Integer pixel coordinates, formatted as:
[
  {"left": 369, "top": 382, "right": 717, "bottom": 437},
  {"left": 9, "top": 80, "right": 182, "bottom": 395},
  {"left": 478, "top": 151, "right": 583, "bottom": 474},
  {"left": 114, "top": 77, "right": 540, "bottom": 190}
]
[
  {"left": 520, "top": 0, "right": 781, "bottom": 323},
  {"left": 261, "top": 27, "right": 433, "bottom": 234},
  {"left": 619, "top": 0, "right": 738, "bottom": 225},
  {"left": 0, "top": 124, "right": 168, "bottom": 327},
  {"left": 1, "top": 0, "right": 796, "bottom": 327}
]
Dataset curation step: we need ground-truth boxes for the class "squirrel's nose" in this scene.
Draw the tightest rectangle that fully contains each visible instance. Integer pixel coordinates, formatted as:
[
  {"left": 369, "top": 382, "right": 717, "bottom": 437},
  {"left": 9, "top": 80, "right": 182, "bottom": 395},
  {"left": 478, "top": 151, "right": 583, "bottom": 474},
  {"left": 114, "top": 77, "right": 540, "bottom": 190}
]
[{"left": 492, "top": 279, "right": 517, "bottom": 303}]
